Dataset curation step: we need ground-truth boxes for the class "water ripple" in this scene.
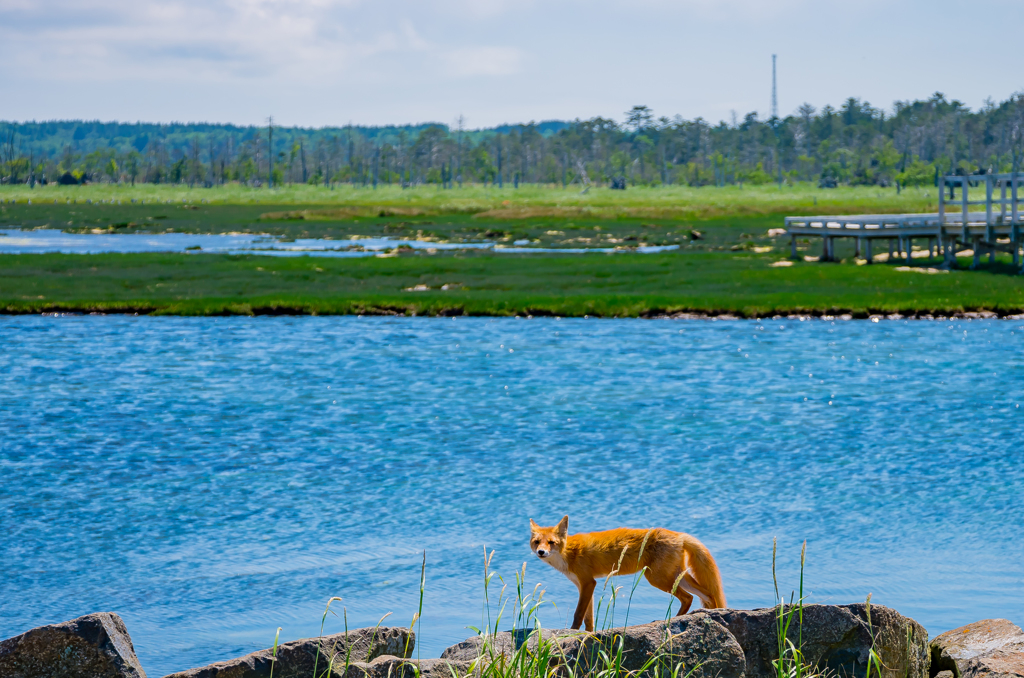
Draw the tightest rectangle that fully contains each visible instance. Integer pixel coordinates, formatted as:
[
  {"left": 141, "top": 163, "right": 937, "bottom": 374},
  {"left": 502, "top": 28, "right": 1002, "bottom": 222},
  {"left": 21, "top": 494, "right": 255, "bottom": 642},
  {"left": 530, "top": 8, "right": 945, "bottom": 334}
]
[{"left": 1, "top": 316, "right": 1022, "bottom": 676}]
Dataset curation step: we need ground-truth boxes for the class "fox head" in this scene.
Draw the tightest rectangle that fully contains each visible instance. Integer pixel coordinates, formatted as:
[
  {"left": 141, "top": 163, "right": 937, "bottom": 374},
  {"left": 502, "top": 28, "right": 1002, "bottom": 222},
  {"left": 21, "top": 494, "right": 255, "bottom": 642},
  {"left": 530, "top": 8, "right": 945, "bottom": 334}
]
[{"left": 529, "top": 515, "right": 568, "bottom": 560}]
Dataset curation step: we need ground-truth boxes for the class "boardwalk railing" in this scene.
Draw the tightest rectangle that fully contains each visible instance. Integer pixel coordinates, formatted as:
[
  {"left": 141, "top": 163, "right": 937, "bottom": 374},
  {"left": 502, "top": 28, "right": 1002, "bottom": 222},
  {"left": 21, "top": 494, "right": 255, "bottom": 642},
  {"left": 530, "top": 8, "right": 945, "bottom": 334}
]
[{"left": 784, "top": 172, "right": 1024, "bottom": 270}]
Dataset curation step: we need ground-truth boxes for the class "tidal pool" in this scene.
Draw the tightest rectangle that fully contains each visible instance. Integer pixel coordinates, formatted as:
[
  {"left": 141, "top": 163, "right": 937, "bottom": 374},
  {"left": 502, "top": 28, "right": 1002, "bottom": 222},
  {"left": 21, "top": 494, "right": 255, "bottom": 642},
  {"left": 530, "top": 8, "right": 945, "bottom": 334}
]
[{"left": 0, "top": 228, "right": 678, "bottom": 256}]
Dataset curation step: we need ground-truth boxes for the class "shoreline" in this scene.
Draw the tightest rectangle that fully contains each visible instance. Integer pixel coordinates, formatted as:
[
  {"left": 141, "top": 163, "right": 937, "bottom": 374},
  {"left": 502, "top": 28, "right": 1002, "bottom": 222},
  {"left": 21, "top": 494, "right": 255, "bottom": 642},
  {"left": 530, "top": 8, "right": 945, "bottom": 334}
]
[
  {"left": 2, "top": 304, "right": 1021, "bottom": 319},
  {"left": 3, "top": 245, "right": 1024, "bottom": 319},
  {"left": 4, "top": 606, "right": 1020, "bottom": 678}
]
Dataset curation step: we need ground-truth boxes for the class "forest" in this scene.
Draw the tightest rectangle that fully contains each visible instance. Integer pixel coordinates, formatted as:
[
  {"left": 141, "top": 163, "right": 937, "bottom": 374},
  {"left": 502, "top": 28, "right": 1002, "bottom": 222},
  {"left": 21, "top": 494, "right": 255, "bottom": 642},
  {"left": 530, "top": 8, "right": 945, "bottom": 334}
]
[{"left": 2, "top": 92, "right": 1023, "bottom": 191}]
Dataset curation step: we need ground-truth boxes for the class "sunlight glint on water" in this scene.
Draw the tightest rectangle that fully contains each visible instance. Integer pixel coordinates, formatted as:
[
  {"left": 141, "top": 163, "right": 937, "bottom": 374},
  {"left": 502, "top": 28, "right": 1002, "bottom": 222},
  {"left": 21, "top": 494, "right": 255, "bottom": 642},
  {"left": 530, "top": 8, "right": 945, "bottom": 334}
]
[{"left": 1, "top": 316, "right": 1022, "bottom": 676}]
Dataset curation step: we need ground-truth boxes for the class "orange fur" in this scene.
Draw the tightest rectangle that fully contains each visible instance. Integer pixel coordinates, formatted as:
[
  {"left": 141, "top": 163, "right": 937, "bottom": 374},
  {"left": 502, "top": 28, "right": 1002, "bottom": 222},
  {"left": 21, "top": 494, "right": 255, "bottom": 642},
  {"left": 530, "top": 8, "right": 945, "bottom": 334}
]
[{"left": 529, "top": 515, "right": 726, "bottom": 631}]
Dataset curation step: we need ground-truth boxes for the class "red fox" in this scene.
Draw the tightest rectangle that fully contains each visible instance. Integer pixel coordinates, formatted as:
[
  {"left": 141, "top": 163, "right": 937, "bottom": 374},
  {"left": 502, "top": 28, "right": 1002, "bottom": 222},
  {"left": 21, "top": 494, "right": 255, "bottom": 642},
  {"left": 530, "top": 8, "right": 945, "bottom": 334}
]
[{"left": 529, "top": 516, "right": 726, "bottom": 631}]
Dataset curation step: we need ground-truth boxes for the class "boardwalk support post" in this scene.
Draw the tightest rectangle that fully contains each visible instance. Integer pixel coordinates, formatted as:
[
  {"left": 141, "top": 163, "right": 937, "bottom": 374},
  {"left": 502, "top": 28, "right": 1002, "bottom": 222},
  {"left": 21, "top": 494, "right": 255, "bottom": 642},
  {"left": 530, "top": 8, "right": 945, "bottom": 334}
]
[
  {"left": 962, "top": 178, "right": 970, "bottom": 244},
  {"left": 780, "top": 174, "right": 1022, "bottom": 270}
]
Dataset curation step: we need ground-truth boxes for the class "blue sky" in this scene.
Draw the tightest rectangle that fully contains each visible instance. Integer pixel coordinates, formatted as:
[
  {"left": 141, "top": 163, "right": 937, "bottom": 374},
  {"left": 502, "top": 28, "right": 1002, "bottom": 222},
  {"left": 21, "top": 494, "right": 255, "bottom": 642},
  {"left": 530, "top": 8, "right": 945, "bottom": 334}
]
[{"left": 1, "top": 0, "right": 1021, "bottom": 128}]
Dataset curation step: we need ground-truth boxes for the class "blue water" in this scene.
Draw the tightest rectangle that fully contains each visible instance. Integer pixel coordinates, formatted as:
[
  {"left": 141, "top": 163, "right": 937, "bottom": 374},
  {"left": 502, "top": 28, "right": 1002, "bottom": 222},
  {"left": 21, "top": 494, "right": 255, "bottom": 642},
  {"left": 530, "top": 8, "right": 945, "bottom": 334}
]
[
  {"left": 0, "top": 229, "right": 678, "bottom": 256},
  {"left": 2, "top": 316, "right": 1023, "bottom": 677}
]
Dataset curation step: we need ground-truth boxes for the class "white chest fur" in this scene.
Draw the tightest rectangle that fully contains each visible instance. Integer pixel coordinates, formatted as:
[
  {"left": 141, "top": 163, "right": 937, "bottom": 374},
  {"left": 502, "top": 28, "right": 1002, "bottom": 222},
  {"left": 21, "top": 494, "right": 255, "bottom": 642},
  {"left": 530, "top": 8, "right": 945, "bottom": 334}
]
[{"left": 542, "top": 552, "right": 580, "bottom": 587}]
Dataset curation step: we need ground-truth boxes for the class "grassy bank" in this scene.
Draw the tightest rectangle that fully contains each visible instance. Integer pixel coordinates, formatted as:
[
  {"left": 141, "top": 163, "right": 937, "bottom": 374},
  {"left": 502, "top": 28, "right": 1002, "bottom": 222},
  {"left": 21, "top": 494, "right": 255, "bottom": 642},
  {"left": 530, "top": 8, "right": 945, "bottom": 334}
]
[{"left": 3, "top": 250, "right": 1023, "bottom": 317}]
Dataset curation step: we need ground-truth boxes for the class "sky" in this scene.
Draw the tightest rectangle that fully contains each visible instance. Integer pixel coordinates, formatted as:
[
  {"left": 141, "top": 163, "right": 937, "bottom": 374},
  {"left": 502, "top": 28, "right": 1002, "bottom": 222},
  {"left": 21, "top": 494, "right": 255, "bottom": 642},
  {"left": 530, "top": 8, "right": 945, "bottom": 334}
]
[{"left": 2, "top": 0, "right": 1022, "bottom": 129}]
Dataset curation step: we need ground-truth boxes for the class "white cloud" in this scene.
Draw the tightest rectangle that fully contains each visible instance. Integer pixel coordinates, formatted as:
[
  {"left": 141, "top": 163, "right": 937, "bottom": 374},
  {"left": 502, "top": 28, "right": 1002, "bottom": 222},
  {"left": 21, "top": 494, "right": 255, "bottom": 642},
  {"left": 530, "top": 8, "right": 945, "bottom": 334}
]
[
  {"left": 443, "top": 46, "right": 522, "bottom": 77},
  {"left": 0, "top": 0, "right": 526, "bottom": 84},
  {"left": 0, "top": 0, "right": 1017, "bottom": 127},
  {"left": 432, "top": 0, "right": 534, "bottom": 18},
  {"left": 626, "top": 0, "right": 812, "bottom": 17}
]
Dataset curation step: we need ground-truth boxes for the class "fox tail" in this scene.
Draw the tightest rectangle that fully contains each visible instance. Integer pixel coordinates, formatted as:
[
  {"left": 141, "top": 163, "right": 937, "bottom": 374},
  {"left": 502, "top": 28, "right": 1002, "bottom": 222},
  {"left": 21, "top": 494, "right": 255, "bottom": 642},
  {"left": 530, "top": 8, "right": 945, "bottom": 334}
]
[{"left": 689, "top": 539, "right": 727, "bottom": 609}]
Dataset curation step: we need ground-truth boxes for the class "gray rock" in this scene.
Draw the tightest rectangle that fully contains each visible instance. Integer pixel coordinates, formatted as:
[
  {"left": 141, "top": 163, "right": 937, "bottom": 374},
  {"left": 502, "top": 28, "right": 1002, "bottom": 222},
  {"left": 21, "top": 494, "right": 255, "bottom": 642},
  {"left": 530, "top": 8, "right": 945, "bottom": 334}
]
[
  {"left": 0, "top": 612, "right": 147, "bottom": 678},
  {"left": 931, "top": 619, "right": 1024, "bottom": 678},
  {"left": 340, "top": 656, "right": 471, "bottom": 678},
  {"left": 701, "top": 604, "right": 929, "bottom": 678},
  {"left": 162, "top": 626, "right": 412, "bottom": 678},
  {"left": 438, "top": 604, "right": 928, "bottom": 678},
  {"left": 440, "top": 628, "right": 574, "bottom": 662},
  {"left": 438, "top": 617, "right": 743, "bottom": 678},
  {"left": 558, "top": 615, "right": 746, "bottom": 678}
]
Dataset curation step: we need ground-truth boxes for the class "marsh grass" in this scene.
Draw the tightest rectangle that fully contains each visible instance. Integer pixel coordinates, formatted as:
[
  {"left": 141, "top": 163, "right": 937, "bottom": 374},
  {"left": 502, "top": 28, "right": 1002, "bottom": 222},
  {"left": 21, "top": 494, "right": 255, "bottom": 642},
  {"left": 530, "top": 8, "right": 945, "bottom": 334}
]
[
  {"left": 862, "top": 595, "right": 885, "bottom": 678},
  {"left": 269, "top": 626, "right": 282, "bottom": 678},
  {"left": 0, "top": 190, "right": 928, "bottom": 256},
  {"left": 5, "top": 250, "right": 1024, "bottom": 318},
  {"left": 771, "top": 540, "right": 885, "bottom": 678},
  {"left": 296, "top": 596, "right": 398, "bottom": 678},
  {"left": 772, "top": 539, "right": 815, "bottom": 678},
  {"left": 460, "top": 535, "right": 703, "bottom": 678},
  {"left": 312, "top": 597, "right": 343, "bottom": 678},
  {"left": 0, "top": 183, "right": 934, "bottom": 219},
  {"left": 409, "top": 551, "right": 426, "bottom": 663},
  {"left": 287, "top": 541, "right": 894, "bottom": 678}
]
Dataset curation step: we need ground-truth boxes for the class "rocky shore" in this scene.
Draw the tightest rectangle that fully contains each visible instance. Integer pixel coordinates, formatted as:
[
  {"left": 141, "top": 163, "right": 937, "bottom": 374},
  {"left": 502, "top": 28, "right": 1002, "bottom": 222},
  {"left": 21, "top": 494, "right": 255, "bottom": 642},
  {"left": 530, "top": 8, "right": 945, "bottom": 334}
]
[{"left": 1, "top": 606, "right": 1021, "bottom": 678}]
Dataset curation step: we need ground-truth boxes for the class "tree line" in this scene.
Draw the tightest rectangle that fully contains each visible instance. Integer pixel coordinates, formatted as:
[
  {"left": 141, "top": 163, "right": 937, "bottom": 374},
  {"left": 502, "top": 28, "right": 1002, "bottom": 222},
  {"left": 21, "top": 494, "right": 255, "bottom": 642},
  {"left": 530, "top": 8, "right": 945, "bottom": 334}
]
[{"left": 3, "top": 92, "right": 1024, "bottom": 190}]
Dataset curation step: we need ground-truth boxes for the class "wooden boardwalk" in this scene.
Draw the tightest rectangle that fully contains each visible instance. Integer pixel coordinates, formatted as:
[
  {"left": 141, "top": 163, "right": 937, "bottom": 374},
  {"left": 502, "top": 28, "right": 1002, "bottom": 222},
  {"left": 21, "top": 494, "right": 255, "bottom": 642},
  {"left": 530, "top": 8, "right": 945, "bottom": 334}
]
[{"left": 784, "top": 172, "right": 1023, "bottom": 270}]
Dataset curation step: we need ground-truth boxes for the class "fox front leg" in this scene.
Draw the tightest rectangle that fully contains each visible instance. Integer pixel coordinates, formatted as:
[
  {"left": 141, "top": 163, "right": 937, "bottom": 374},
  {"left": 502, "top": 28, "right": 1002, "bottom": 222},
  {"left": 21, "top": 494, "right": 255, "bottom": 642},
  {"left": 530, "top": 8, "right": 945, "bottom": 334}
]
[{"left": 571, "top": 579, "right": 597, "bottom": 631}]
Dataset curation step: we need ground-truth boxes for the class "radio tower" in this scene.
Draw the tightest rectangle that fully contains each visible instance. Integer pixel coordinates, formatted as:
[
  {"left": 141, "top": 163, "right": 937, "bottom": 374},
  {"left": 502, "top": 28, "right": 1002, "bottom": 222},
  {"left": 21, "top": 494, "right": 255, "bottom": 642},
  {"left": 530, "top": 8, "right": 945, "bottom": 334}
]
[
  {"left": 771, "top": 55, "right": 778, "bottom": 120},
  {"left": 771, "top": 55, "right": 778, "bottom": 119}
]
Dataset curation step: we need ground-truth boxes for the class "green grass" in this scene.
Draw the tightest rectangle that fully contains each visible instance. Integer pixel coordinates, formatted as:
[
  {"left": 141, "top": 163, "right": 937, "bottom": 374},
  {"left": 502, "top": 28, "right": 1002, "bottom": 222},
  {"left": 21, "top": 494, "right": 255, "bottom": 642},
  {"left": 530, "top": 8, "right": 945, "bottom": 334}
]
[
  {"left": 0, "top": 200, "right": 793, "bottom": 250},
  {"left": 453, "top": 539, "right": 702, "bottom": 678},
  {"left": 2, "top": 250, "right": 1023, "bottom": 317},
  {"left": 0, "top": 183, "right": 935, "bottom": 251},
  {"left": 447, "top": 541, "right": 878, "bottom": 678},
  {"left": 0, "top": 182, "right": 936, "bottom": 219},
  {"left": 300, "top": 540, "right": 837, "bottom": 678},
  {"left": 2, "top": 182, "right": 1016, "bottom": 317}
]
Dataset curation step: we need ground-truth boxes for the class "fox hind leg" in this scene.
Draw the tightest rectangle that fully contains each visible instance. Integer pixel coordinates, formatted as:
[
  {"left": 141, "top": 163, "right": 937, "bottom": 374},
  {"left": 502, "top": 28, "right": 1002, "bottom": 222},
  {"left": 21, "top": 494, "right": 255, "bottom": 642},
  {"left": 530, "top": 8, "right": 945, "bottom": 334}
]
[
  {"left": 644, "top": 568, "right": 694, "bottom": 616},
  {"left": 681, "top": 572, "right": 716, "bottom": 609}
]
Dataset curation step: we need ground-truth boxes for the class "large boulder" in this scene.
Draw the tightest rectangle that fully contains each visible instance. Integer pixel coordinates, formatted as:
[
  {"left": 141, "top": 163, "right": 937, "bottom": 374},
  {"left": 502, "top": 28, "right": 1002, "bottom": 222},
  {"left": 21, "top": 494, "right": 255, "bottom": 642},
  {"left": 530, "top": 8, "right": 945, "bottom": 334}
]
[
  {"left": 0, "top": 612, "right": 147, "bottom": 678},
  {"left": 440, "top": 628, "right": 573, "bottom": 662},
  {"left": 930, "top": 619, "right": 1024, "bottom": 678},
  {"left": 558, "top": 615, "right": 746, "bottom": 678},
  {"left": 163, "top": 626, "right": 412, "bottom": 678},
  {"left": 339, "top": 656, "right": 472, "bottom": 678},
  {"left": 701, "top": 604, "right": 929, "bottom": 678},
  {"left": 439, "top": 616, "right": 744, "bottom": 678},
  {"left": 438, "top": 604, "right": 929, "bottom": 678}
]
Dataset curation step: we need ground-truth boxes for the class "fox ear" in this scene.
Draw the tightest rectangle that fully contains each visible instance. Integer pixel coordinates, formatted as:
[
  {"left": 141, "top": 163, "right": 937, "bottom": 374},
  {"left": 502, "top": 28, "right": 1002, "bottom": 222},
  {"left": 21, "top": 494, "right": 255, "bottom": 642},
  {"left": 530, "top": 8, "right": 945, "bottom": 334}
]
[
  {"left": 557, "top": 515, "right": 568, "bottom": 536},
  {"left": 529, "top": 518, "right": 539, "bottom": 530}
]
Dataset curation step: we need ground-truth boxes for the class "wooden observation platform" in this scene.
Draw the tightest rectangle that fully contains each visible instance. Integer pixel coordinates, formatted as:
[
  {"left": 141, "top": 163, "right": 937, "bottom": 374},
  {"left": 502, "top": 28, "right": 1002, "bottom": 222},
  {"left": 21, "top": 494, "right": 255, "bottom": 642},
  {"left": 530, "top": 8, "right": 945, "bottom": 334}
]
[{"left": 784, "top": 172, "right": 1024, "bottom": 270}]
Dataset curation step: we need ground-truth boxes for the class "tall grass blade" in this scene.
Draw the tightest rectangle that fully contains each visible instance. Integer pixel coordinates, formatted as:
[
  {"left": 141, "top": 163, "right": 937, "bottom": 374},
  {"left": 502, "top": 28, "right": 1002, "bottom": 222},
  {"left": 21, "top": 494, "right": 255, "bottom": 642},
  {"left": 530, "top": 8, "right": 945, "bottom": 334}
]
[
  {"left": 268, "top": 627, "right": 281, "bottom": 678},
  {"left": 313, "top": 597, "right": 343, "bottom": 678}
]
